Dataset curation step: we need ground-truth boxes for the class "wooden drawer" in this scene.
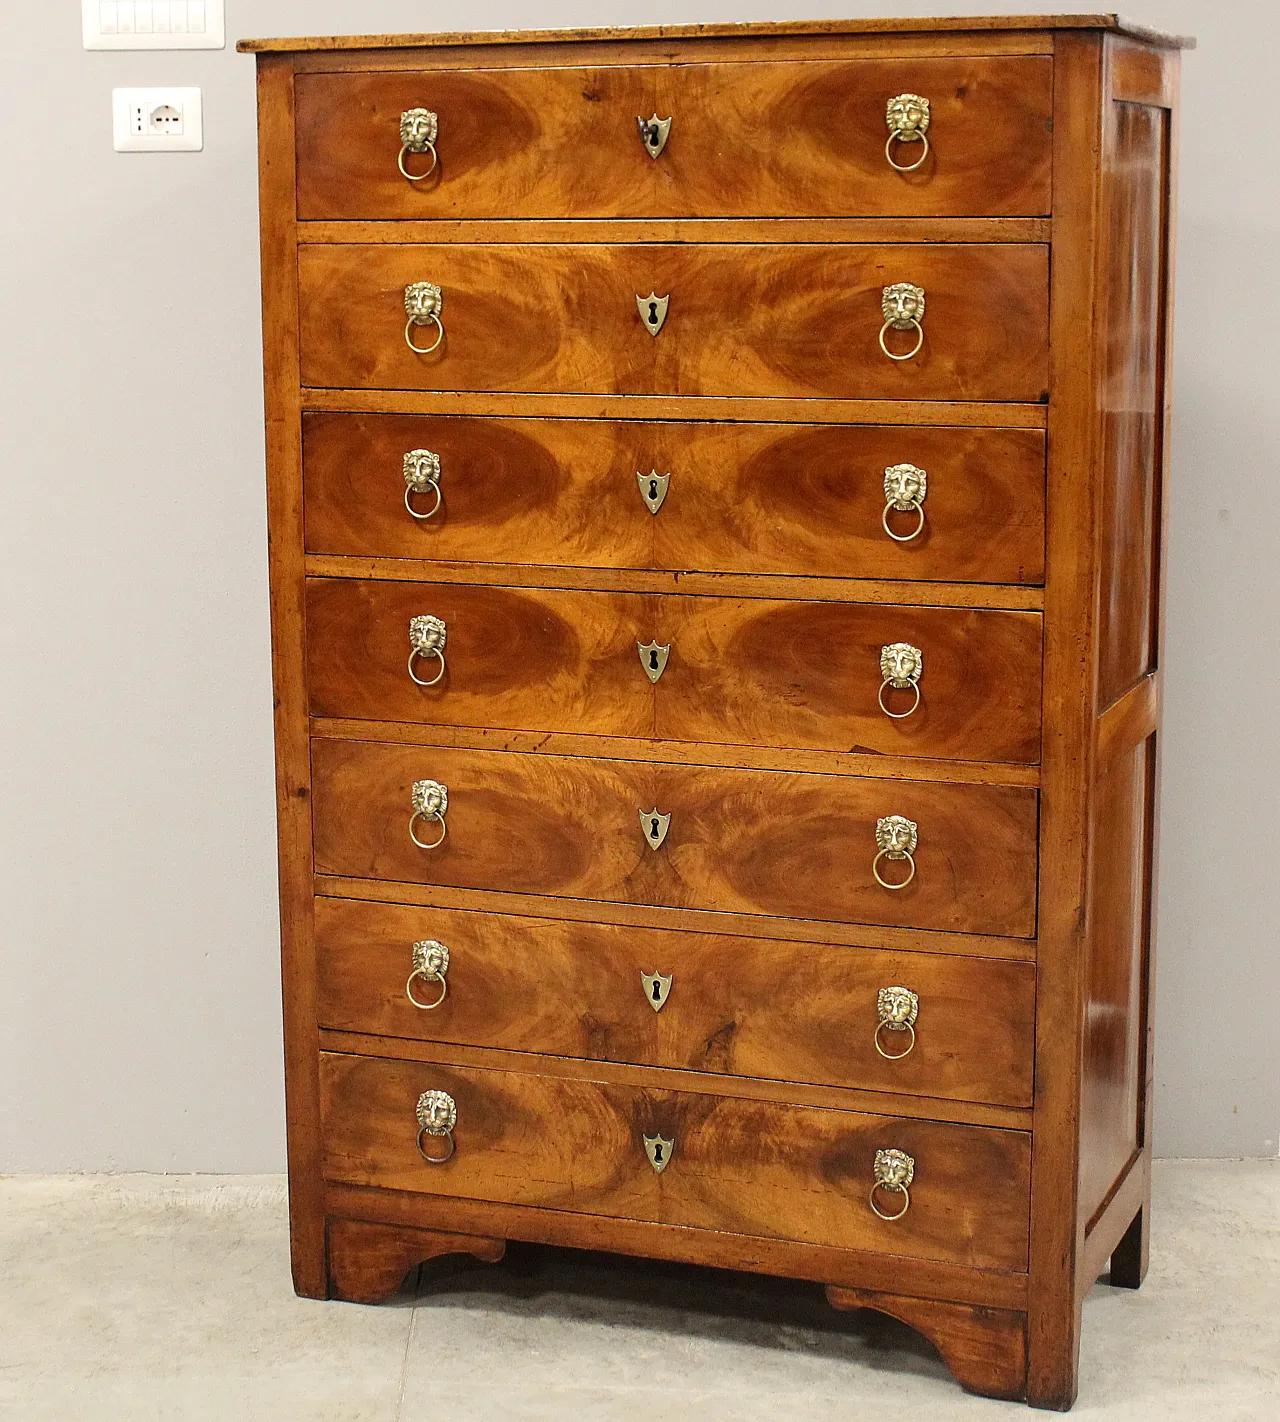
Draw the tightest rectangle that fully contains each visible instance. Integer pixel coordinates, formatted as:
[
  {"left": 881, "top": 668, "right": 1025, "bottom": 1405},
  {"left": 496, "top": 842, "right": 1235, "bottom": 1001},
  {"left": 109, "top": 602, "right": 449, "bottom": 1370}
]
[
  {"left": 297, "top": 243, "right": 1049, "bottom": 402},
  {"left": 310, "top": 740, "right": 1039, "bottom": 936},
  {"left": 303, "top": 413, "right": 1047, "bottom": 586},
  {"left": 295, "top": 57, "right": 1052, "bottom": 220},
  {"left": 306, "top": 578, "right": 1043, "bottom": 763},
  {"left": 319, "top": 1051, "right": 1032, "bottom": 1271},
  {"left": 315, "top": 898, "right": 1037, "bottom": 1107}
]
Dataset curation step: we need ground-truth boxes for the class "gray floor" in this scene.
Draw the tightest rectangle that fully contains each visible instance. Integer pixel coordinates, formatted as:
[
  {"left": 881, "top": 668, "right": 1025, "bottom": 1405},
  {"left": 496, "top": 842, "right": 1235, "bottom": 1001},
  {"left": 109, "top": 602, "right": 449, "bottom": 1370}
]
[{"left": 0, "top": 1160, "right": 1275, "bottom": 1420}]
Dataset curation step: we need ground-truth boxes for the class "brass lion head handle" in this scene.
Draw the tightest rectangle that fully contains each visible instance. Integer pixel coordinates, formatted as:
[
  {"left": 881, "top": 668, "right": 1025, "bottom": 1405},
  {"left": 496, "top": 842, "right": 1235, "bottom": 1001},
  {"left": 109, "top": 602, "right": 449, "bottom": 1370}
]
[
  {"left": 410, "top": 778, "right": 449, "bottom": 850},
  {"left": 403, "top": 449, "right": 443, "bottom": 521},
  {"left": 879, "top": 283, "right": 926, "bottom": 361},
  {"left": 407, "top": 939, "right": 450, "bottom": 1010},
  {"left": 873, "top": 814, "right": 918, "bottom": 890},
  {"left": 399, "top": 108, "right": 439, "bottom": 181},
  {"left": 404, "top": 281, "right": 445, "bottom": 355},
  {"left": 415, "top": 1089, "right": 457, "bottom": 1163},
  {"left": 878, "top": 642, "right": 923, "bottom": 719},
  {"left": 875, "top": 986, "right": 919, "bottom": 1060},
  {"left": 408, "top": 614, "right": 448, "bottom": 687},
  {"left": 885, "top": 93, "right": 930, "bottom": 172},
  {"left": 870, "top": 1147, "right": 915, "bottom": 1220},
  {"left": 882, "top": 462, "right": 928, "bottom": 542}
]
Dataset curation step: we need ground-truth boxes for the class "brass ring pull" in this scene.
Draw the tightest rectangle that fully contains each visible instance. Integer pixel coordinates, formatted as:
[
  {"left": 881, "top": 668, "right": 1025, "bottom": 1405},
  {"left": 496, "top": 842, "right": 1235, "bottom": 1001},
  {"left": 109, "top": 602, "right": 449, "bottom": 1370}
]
[
  {"left": 874, "top": 986, "right": 919, "bottom": 1060},
  {"left": 873, "top": 814, "right": 918, "bottom": 890},
  {"left": 878, "top": 642, "right": 923, "bottom": 719},
  {"left": 879, "top": 283, "right": 926, "bottom": 362},
  {"left": 398, "top": 108, "right": 439, "bottom": 182},
  {"left": 882, "top": 464, "right": 927, "bottom": 542},
  {"left": 408, "top": 614, "right": 447, "bottom": 687},
  {"left": 406, "top": 940, "right": 450, "bottom": 1010},
  {"left": 416, "top": 1089, "right": 456, "bottom": 1164},
  {"left": 409, "top": 778, "right": 449, "bottom": 851},
  {"left": 403, "top": 449, "right": 443, "bottom": 521},
  {"left": 882, "top": 500, "right": 925, "bottom": 541},
  {"left": 404, "top": 282, "right": 445, "bottom": 355},
  {"left": 869, "top": 1147, "right": 915, "bottom": 1220},
  {"left": 885, "top": 94, "right": 930, "bottom": 172}
]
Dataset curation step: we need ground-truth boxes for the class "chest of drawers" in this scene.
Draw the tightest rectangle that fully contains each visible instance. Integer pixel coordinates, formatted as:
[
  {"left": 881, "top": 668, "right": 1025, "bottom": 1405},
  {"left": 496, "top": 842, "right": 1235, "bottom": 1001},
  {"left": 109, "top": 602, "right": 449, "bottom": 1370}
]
[{"left": 242, "top": 14, "right": 1189, "bottom": 1408}]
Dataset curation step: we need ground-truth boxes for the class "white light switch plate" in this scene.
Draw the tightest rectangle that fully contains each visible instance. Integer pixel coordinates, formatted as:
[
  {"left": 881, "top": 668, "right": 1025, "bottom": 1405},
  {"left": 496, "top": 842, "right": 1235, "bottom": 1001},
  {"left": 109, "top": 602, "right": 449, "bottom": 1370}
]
[
  {"left": 113, "top": 88, "right": 204, "bottom": 152},
  {"left": 84, "top": 0, "right": 225, "bottom": 50}
]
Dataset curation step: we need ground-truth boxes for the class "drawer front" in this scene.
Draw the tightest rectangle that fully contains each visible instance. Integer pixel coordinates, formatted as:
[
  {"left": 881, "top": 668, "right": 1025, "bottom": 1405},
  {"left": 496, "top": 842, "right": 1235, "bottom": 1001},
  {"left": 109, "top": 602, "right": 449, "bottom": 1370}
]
[
  {"left": 319, "top": 1051, "right": 1032, "bottom": 1270},
  {"left": 310, "top": 740, "right": 1039, "bottom": 936},
  {"left": 315, "top": 898, "right": 1037, "bottom": 1107},
  {"left": 295, "top": 58, "right": 1052, "bottom": 220},
  {"left": 298, "top": 243, "right": 1049, "bottom": 402},
  {"left": 306, "top": 579, "right": 1043, "bottom": 764},
  {"left": 304, "top": 413, "right": 1047, "bottom": 586}
]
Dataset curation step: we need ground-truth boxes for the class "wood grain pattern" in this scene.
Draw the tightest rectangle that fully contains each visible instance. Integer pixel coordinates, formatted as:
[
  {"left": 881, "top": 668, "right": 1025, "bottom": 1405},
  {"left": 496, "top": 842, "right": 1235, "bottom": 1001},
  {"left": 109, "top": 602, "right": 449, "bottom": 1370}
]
[
  {"left": 326, "top": 1217, "right": 504, "bottom": 1302},
  {"left": 305, "top": 577, "right": 1042, "bottom": 762},
  {"left": 320, "top": 1051, "right": 1032, "bottom": 1271},
  {"left": 298, "top": 242, "right": 1050, "bottom": 402},
  {"left": 296, "top": 58, "right": 1051, "bottom": 220},
  {"left": 309, "top": 738, "right": 1040, "bottom": 936},
  {"left": 303, "top": 412, "right": 1047, "bottom": 586},
  {"left": 827, "top": 1286, "right": 1028, "bottom": 1399},
  {"left": 314, "top": 897, "right": 1037, "bottom": 1106}
]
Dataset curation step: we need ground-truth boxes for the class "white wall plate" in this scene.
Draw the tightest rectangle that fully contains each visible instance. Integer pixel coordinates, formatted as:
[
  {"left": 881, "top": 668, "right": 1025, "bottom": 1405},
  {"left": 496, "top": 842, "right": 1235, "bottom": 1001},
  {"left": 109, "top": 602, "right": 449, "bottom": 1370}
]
[
  {"left": 84, "top": 0, "right": 225, "bottom": 50},
  {"left": 112, "top": 88, "right": 204, "bottom": 152}
]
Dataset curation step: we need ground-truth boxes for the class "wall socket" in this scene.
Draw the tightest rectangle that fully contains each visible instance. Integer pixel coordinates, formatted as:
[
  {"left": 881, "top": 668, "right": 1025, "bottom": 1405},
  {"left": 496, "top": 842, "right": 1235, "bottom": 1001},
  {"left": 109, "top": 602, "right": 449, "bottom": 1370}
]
[{"left": 112, "top": 88, "right": 203, "bottom": 152}]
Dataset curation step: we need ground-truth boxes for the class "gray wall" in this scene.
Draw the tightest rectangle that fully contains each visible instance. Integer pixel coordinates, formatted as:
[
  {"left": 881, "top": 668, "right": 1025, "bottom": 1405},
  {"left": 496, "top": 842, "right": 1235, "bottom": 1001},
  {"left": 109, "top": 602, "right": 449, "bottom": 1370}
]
[{"left": 1, "top": 1, "right": 1275, "bottom": 1171}]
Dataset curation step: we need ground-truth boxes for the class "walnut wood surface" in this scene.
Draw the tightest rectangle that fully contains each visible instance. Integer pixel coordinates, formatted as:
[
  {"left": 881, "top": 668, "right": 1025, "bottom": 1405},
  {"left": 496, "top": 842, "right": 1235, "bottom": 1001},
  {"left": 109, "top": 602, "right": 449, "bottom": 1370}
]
[
  {"left": 320, "top": 1051, "right": 1032, "bottom": 1271},
  {"left": 309, "top": 739, "right": 1039, "bottom": 936},
  {"left": 296, "top": 58, "right": 1051, "bottom": 220},
  {"left": 827, "top": 1286, "right": 1028, "bottom": 1399},
  {"left": 303, "top": 412, "right": 1047, "bottom": 586},
  {"left": 305, "top": 578, "right": 1042, "bottom": 762},
  {"left": 326, "top": 1216, "right": 504, "bottom": 1302},
  {"left": 314, "top": 897, "right": 1037, "bottom": 1106},
  {"left": 297, "top": 243, "right": 1050, "bottom": 402}
]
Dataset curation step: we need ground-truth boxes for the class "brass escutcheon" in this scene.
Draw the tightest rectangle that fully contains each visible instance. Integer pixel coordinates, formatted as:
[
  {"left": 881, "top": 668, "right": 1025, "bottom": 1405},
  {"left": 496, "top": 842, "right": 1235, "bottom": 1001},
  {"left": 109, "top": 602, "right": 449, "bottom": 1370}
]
[
  {"left": 637, "top": 639, "right": 670, "bottom": 684},
  {"left": 407, "top": 940, "right": 450, "bottom": 1010},
  {"left": 637, "top": 114, "right": 672, "bottom": 159},
  {"left": 873, "top": 814, "right": 918, "bottom": 890},
  {"left": 870, "top": 1147, "right": 915, "bottom": 1219},
  {"left": 643, "top": 1132, "right": 675, "bottom": 1173},
  {"left": 641, "top": 970, "right": 672, "bottom": 1012},
  {"left": 416, "top": 1089, "right": 457, "bottom": 1163},
  {"left": 875, "top": 986, "right": 919, "bottom": 1060},
  {"left": 637, "top": 292, "right": 669, "bottom": 337},
  {"left": 640, "top": 808, "right": 671, "bottom": 851},
  {"left": 885, "top": 93, "right": 931, "bottom": 172},
  {"left": 637, "top": 469, "right": 670, "bottom": 515}
]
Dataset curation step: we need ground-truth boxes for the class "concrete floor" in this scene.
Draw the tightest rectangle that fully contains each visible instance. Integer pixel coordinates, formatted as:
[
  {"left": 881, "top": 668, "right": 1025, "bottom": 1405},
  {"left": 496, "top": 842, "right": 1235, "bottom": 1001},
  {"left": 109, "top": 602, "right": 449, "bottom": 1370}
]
[{"left": 0, "top": 1160, "right": 1275, "bottom": 1420}]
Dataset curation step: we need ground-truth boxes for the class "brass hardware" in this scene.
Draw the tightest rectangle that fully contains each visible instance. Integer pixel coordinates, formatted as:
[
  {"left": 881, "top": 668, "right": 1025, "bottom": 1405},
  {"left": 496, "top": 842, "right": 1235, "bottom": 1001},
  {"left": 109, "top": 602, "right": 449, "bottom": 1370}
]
[
  {"left": 410, "top": 778, "right": 449, "bottom": 850},
  {"left": 641, "top": 970, "right": 672, "bottom": 1012},
  {"left": 878, "top": 642, "right": 923, "bottom": 719},
  {"left": 637, "top": 113, "right": 672, "bottom": 159},
  {"left": 408, "top": 615, "right": 448, "bottom": 687},
  {"left": 875, "top": 986, "right": 919, "bottom": 1060},
  {"left": 399, "top": 108, "right": 439, "bottom": 181},
  {"left": 407, "top": 940, "right": 450, "bottom": 1010},
  {"left": 637, "top": 292, "right": 669, "bottom": 338},
  {"left": 416, "top": 1089, "right": 457, "bottom": 1163},
  {"left": 885, "top": 93, "right": 930, "bottom": 172},
  {"left": 870, "top": 1147, "right": 915, "bottom": 1220},
  {"left": 640, "top": 808, "right": 671, "bottom": 851},
  {"left": 404, "top": 449, "right": 443, "bottom": 521},
  {"left": 637, "top": 640, "right": 670, "bottom": 684},
  {"left": 882, "top": 463, "right": 928, "bottom": 542},
  {"left": 643, "top": 1132, "right": 674, "bottom": 1173},
  {"left": 637, "top": 469, "right": 670, "bottom": 515},
  {"left": 404, "top": 281, "right": 445, "bottom": 355},
  {"left": 873, "top": 815, "right": 918, "bottom": 890},
  {"left": 879, "top": 283, "right": 926, "bottom": 361}
]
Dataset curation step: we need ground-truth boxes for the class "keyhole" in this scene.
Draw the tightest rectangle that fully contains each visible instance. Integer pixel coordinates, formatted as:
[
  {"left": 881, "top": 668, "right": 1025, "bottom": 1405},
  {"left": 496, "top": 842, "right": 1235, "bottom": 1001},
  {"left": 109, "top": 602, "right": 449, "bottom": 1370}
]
[
  {"left": 649, "top": 650, "right": 659, "bottom": 670},
  {"left": 648, "top": 301, "right": 659, "bottom": 325},
  {"left": 652, "top": 1143, "right": 664, "bottom": 1163},
  {"left": 651, "top": 980, "right": 662, "bottom": 1001},
  {"left": 650, "top": 817, "right": 660, "bottom": 838},
  {"left": 649, "top": 479, "right": 659, "bottom": 499}
]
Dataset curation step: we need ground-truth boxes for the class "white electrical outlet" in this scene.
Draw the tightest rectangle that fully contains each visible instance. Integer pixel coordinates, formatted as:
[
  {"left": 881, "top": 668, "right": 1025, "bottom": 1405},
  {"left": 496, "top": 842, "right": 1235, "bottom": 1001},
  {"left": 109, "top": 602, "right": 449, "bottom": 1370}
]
[
  {"left": 84, "top": 0, "right": 224, "bottom": 49},
  {"left": 112, "top": 88, "right": 203, "bottom": 152}
]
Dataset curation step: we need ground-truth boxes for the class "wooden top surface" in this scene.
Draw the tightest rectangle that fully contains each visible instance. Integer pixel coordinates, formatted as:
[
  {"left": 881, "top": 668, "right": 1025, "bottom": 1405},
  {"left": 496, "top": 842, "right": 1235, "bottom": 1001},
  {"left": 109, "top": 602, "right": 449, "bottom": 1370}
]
[{"left": 237, "top": 14, "right": 1194, "bottom": 54}]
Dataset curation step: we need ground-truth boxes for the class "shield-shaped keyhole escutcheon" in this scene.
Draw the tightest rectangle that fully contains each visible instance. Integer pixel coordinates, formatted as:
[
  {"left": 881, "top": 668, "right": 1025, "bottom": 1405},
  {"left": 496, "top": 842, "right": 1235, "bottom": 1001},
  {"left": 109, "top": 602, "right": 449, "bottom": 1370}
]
[
  {"left": 637, "top": 640, "right": 670, "bottom": 684},
  {"left": 637, "top": 469, "right": 670, "bottom": 515},
  {"left": 637, "top": 292, "right": 669, "bottom": 337},
  {"left": 641, "top": 970, "right": 672, "bottom": 1012},
  {"left": 640, "top": 808, "right": 671, "bottom": 850},
  {"left": 643, "top": 1133, "right": 674, "bottom": 1173}
]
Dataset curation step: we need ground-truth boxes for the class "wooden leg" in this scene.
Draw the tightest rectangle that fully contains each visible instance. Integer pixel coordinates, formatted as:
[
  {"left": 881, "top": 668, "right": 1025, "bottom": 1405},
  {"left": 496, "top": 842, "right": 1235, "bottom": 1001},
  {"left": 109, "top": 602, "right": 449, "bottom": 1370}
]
[
  {"left": 826, "top": 1285, "right": 1027, "bottom": 1402},
  {"left": 1109, "top": 1203, "right": 1150, "bottom": 1290},
  {"left": 327, "top": 1217, "right": 506, "bottom": 1304}
]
